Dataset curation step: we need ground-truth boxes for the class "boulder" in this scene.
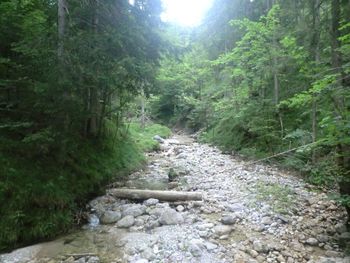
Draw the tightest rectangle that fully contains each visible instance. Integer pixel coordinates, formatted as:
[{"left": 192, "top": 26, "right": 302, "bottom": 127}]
[
  {"left": 100, "top": 211, "right": 121, "bottom": 224},
  {"left": 143, "top": 198, "right": 159, "bottom": 206},
  {"left": 221, "top": 215, "right": 236, "bottom": 225},
  {"left": 153, "top": 135, "right": 165, "bottom": 143},
  {"left": 117, "top": 215, "right": 135, "bottom": 228},
  {"left": 252, "top": 240, "right": 269, "bottom": 253},
  {"left": 122, "top": 204, "right": 146, "bottom": 217},
  {"left": 159, "top": 208, "right": 184, "bottom": 225},
  {"left": 213, "top": 225, "right": 233, "bottom": 236}
]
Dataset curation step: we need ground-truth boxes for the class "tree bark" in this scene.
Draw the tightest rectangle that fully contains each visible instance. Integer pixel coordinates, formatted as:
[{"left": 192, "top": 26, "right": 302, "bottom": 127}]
[
  {"left": 140, "top": 84, "right": 146, "bottom": 129},
  {"left": 311, "top": 0, "right": 321, "bottom": 164},
  {"left": 58, "top": 0, "right": 67, "bottom": 60},
  {"left": 109, "top": 189, "right": 203, "bottom": 202},
  {"left": 331, "top": 0, "right": 350, "bottom": 227},
  {"left": 88, "top": 0, "right": 100, "bottom": 137}
]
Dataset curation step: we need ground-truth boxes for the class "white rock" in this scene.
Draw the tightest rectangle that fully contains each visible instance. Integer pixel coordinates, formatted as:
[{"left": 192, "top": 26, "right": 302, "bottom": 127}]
[
  {"left": 100, "top": 211, "right": 121, "bottom": 224},
  {"left": 159, "top": 208, "right": 184, "bottom": 225},
  {"left": 117, "top": 215, "right": 135, "bottom": 228},
  {"left": 143, "top": 199, "right": 159, "bottom": 206}
]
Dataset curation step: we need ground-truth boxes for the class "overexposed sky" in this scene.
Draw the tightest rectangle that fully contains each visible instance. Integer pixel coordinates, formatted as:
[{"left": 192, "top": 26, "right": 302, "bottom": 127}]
[{"left": 161, "top": 0, "right": 214, "bottom": 27}]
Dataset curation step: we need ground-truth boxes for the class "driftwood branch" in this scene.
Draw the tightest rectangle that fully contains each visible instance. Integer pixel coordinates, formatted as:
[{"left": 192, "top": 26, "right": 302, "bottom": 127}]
[{"left": 108, "top": 188, "right": 203, "bottom": 202}]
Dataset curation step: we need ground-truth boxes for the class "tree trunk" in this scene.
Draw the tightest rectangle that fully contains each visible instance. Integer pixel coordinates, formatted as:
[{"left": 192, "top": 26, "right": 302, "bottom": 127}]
[
  {"left": 140, "top": 84, "right": 146, "bottom": 129},
  {"left": 58, "top": 0, "right": 67, "bottom": 60},
  {"left": 109, "top": 189, "right": 203, "bottom": 202},
  {"left": 88, "top": 0, "right": 100, "bottom": 137},
  {"left": 58, "top": 0, "right": 70, "bottom": 159},
  {"left": 272, "top": 0, "right": 283, "bottom": 138},
  {"left": 311, "top": 0, "right": 321, "bottom": 164},
  {"left": 331, "top": 0, "right": 350, "bottom": 227}
]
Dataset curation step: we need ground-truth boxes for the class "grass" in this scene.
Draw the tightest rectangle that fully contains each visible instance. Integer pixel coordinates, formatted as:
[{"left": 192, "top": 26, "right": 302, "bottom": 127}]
[
  {"left": 127, "top": 122, "right": 171, "bottom": 152},
  {"left": 0, "top": 121, "right": 170, "bottom": 252},
  {"left": 254, "top": 182, "right": 296, "bottom": 214}
]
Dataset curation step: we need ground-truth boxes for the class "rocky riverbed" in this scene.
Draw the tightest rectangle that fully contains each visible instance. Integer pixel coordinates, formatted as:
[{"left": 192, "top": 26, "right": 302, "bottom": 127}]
[{"left": 1, "top": 134, "right": 349, "bottom": 263}]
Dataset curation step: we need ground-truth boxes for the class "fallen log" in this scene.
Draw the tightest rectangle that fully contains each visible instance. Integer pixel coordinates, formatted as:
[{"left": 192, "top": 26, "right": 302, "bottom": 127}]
[{"left": 108, "top": 188, "right": 203, "bottom": 202}]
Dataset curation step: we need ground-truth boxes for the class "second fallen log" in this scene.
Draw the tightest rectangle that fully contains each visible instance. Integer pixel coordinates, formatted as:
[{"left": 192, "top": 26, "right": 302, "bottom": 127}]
[{"left": 108, "top": 188, "right": 203, "bottom": 202}]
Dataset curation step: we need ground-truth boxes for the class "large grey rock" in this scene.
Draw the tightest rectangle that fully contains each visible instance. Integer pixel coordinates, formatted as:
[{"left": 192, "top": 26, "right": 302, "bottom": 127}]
[
  {"left": 213, "top": 225, "right": 233, "bottom": 236},
  {"left": 159, "top": 208, "right": 184, "bottom": 225},
  {"left": 117, "top": 215, "right": 135, "bottom": 228},
  {"left": 189, "top": 239, "right": 204, "bottom": 257},
  {"left": 122, "top": 204, "right": 146, "bottom": 217},
  {"left": 100, "top": 211, "right": 122, "bottom": 224},
  {"left": 227, "top": 203, "right": 245, "bottom": 212},
  {"left": 205, "top": 242, "right": 218, "bottom": 251},
  {"left": 153, "top": 135, "right": 165, "bottom": 143},
  {"left": 141, "top": 247, "right": 156, "bottom": 261},
  {"left": 143, "top": 198, "right": 159, "bottom": 206},
  {"left": 305, "top": 238, "right": 318, "bottom": 246},
  {"left": 86, "top": 256, "right": 100, "bottom": 263},
  {"left": 261, "top": 216, "right": 273, "bottom": 225},
  {"left": 252, "top": 240, "right": 269, "bottom": 253},
  {"left": 221, "top": 215, "right": 236, "bottom": 225}
]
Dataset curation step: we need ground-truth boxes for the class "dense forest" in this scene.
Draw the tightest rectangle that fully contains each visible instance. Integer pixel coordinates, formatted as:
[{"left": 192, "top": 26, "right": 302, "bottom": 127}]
[
  {"left": 0, "top": 0, "right": 349, "bottom": 254},
  {"left": 153, "top": 0, "right": 350, "bottom": 220}
]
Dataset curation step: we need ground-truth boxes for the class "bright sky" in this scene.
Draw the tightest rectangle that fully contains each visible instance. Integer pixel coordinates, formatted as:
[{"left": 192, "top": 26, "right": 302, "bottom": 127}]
[{"left": 161, "top": 0, "right": 214, "bottom": 27}]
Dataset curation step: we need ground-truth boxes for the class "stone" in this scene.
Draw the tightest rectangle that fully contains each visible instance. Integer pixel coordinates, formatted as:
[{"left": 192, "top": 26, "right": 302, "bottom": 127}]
[
  {"left": 159, "top": 208, "right": 184, "bottom": 225},
  {"left": 197, "top": 223, "right": 214, "bottom": 231},
  {"left": 227, "top": 203, "right": 245, "bottom": 212},
  {"left": 122, "top": 204, "right": 146, "bottom": 217},
  {"left": 316, "top": 234, "right": 329, "bottom": 243},
  {"left": 325, "top": 250, "right": 342, "bottom": 257},
  {"left": 261, "top": 216, "right": 273, "bottom": 225},
  {"left": 213, "top": 225, "right": 233, "bottom": 236},
  {"left": 134, "top": 259, "right": 149, "bottom": 263},
  {"left": 134, "top": 218, "right": 145, "bottom": 227},
  {"left": 305, "top": 238, "right": 318, "bottom": 246},
  {"left": 252, "top": 240, "right": 269, "bottom": 253},
  {"left": 145, "top": 220, "right": 160, "bottom": 230},
  {"left": 247, "top": 249, "right": 259, "bottom": 258},
  {"left": 277, "top": 255, "right": 285, "bottom": 263},
  {"left": 141, "top": 248, "right": 156, "bottom": 261},
  {"left": 221, "top": 215, "right": 236, "bottom": 225},
  {"left": 100, "top": 211, "right": 122, "bottom": 224},
  {"left": 86, "top": 257, "right": 100, "bottom": 263},
  {"left": 189, "top": 239, "right": 204, "bottom": 257},
  {"left": 176, "top": 205, "right": 185, "bottom": 212},
  {"left": 153, "top": 135, "right": 164, "bottom": 143},
  {"left": 117, "top": 215, "right": 135, "bottom": 228},
  {"left": 205, "top": 242, "right": 218, "bottom": 251},
  {"left": 143, "top": 199, "right": 159, "bottom": 206},
  {"left": 276, "top": 215, "right": 289, "bottom": 224}
]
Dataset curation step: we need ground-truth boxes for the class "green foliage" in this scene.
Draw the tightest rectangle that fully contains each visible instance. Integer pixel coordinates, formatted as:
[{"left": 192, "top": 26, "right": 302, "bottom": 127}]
[
  {"left": 153, "top": 0, "right": 350, "bottom": 201},
  {"left": 127, "top": 122, "right": 171, "bottom": 152},
  {"left": 0, "top": 0, "right": 165, "bottom": 252},
  {"left": 254, "top": 182, "right": 296, "bottom": 214},
  {"left": 0, "top": 123, "right": 145, "bottom": 251}
]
